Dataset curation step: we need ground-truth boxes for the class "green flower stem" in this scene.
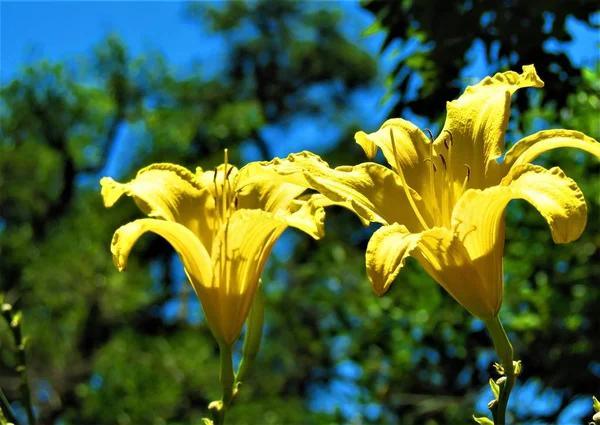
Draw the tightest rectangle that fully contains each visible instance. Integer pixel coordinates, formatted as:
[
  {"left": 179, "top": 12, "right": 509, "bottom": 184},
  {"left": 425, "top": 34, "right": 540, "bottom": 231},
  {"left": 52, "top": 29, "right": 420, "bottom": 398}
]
[
  {"left": 219, "top": 342, "right": 235, "bottom": 407},
  {"left": 0, "top": 386, "right": 20, "bottom": 425},
  {"left": 210, "top": 342, "right": 235, "bottom": 425},
  {"left": 483, "top": 316, "right": 515, "bottom": 425},
  {"left": 1, "top": 305, "right": 36, "bottom": 425}
]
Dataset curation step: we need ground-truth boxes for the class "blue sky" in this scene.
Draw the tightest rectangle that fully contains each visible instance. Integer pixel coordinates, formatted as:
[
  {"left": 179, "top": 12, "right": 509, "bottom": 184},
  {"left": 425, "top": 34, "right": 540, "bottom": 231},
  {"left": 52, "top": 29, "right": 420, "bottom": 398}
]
[
  {"left": 1, "top": 2, "right": 384, "bottom": 82},
  {"left": 2, "top": 2, "right": 598, "bottom": 82},
  {"left": 2, "top": 1, "right": 597, "bottom": 170},
  {"left": 1, "top": 2, "right": 210, "bottom": 81}
]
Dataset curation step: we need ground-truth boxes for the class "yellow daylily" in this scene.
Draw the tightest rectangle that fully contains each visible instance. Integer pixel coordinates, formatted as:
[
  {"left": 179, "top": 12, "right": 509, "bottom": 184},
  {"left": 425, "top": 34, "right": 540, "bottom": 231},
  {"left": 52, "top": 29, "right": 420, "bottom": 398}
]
[
  {"left": 100, "top": 152, "right": 326, "bottom": 346},
  {"left": 250, "top": 65, "right": 600, "bottom": 319}
]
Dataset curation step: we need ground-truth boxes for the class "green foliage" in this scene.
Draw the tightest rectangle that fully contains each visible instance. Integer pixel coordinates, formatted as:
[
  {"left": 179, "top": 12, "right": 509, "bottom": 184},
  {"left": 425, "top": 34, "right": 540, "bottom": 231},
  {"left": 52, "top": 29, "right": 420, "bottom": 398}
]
[
  {"left": 362, "top": 0, "right": 598, "bottom": 120},
  {"left": 0, "top": 1, "right": 377, "bottom": 423},
  {"left": 473, "top": 416, "right": 494, "bottom": 425}
]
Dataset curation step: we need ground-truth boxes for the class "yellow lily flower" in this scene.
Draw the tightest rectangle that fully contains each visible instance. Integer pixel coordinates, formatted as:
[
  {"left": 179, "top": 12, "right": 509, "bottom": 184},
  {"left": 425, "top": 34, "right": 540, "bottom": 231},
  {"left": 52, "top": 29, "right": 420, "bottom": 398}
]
[
  {"left": 251, "top": 65, "right": 600, "bottom": 319},
  {"left": 100, "top": 152, "right": 325, "bottom": 346}
]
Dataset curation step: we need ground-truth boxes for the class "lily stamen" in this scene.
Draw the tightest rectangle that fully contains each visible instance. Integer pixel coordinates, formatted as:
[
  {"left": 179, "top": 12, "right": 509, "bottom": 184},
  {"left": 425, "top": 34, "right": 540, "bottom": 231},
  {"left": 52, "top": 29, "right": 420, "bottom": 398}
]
[
  {"left": 438, "top": 153, "right": 447, "bottom": 170},
  {"left": 424, "top": 128, "right": 435, "bottom": 144},
  {"left": 389, "top": 128, "right": 430, "bottom": 230},
  {"left": 426, "top": 131, "right": 443, "bottom": 225},
  {"left": 443, "top": 129, "right": 454, "bottom": 146},
  {"left": 223, "top": 149, "right": 229, "bottom": 219},
  {"left": 444, "top": 131, "right": 455, "bottom": 207},
  {"left": 424, "top": 158, "right": 437, "bottom": 172},
  {"left": 213, "top": 167, "right": 223, "bottom": 232},
  {"left": 460, "top": 164, "right": 471, "bottom": 195},
  {"left": 438, "top": 152, "right": 451, "bottom": 227}
]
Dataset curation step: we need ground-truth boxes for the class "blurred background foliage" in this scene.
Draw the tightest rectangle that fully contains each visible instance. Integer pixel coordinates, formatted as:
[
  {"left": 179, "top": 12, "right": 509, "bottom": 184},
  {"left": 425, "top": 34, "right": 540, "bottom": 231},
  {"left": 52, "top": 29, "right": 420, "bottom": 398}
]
[{"left": 0, "top": 1, "right": 598, "bottom": 424}]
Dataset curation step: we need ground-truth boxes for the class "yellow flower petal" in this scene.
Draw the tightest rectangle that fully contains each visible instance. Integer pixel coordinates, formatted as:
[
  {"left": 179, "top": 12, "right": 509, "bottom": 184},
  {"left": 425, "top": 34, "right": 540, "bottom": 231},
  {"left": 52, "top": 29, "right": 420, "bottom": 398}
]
[
  {"left": 208, "top": 209, "right": 287, "bottom": 345},
  {"left": 440, "top": 65, "right": 544, "bottom": 188},
  {"left": 499, "top": 164, "right": 587, "bottom": 243},
  {"left": 298, "top": 193, "right": 370, "bottom": 227},
  {"left": 235, "top": 162, "right": 307, "bottom": 213},
  {"left": 235, "top": 162, "right": 334, "bottom": 238},
  {"left": 235, "top": 151, "right": 327, "bottom": 189},
  {"left": 501, "top": 129, "right": 600, "bottom": 176},
  {"left": 366, "top": 224, "right": 494, "bottom": 318},
  {"left": 101, "top": 163, "right": 216, "bottom": 253},
  {"left": 452, "top": 164, "right": 587, "bottom": 317},
  {"left": 277, "top": 195, "right": 325, "bottom": 240},
  {"left": 110, "top": 218, "right": 213, "bottom": 292},
  {"left": 245, "top": 151, "right": 431, "bottom": 232},
  {"left": 355, "top": 119, "right": 433, "bottom": 202}
]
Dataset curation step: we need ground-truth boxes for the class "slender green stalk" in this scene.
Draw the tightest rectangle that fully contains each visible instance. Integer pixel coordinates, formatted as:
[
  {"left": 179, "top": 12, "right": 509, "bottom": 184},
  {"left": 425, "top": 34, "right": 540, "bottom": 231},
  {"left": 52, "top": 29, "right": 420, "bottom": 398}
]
[
  {"left": 219, "top": 343, "right": 235, "bottom": 407},
  {"left": 0, "top": 386, "right": 20, "bottom": 425},
  {"left": 483, "top": 316, "right": 515, "bottom": 425},
  {"left": 210, "top": 342, "right": 235, "bottom": 425},
  {"left": 1, "top": 305, "right": 36, "bottom": 425}
]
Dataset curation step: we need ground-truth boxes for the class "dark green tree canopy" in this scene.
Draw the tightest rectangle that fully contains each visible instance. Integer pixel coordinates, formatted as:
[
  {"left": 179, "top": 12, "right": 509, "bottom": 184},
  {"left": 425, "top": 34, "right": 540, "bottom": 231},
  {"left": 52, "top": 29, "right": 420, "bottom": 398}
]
[{"left": 363, "top": 0, "right": 598, "bottom": 119}]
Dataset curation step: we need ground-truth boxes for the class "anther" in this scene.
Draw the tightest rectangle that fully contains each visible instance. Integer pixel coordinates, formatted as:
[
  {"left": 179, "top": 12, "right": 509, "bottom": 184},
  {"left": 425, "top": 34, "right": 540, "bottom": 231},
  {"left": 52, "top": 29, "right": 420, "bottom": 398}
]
[
  {"left": 225, "top": 166, "right": 235, "bottom": 179},
  {"left": 424, "top": 158, "right": 437, "bottom": 172},
  {"left": 438, "top": 153, "right": 447, "bottom": 170},
  {"left": 459, "top": 164, "right": 472, "bottom": 197},
  {"left": 424, "top": 128, "right": 434, "bottom": 143},
  {"left": 442, "top": 129, "right": 453, "bottom": 146}
]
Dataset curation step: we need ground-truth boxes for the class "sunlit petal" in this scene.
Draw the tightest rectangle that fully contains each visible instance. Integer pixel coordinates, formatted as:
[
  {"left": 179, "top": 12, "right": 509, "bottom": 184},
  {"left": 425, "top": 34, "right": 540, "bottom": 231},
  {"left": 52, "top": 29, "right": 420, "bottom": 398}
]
[
  {"left": 306, "top": 163, "right": 431, "bottom": 231},
  {"left": 282, "top": 195, "right": 326, "bottom": 240},
  {"left": 235, "top": 151, "right": 328, "bottom": 189},
  {"left": 235, "top": 162, "right": 307, "bottom": 213},
  {"left": 501, "top": 129, "right": 600, "bottom": 176},
  {"left": 208, "top": 209, "right": 287, "bottom": 345},
  {"left": 355, "top": 118, "right": 433, "bottom": 201},
  {"left": 453, "top": 164, "right": 587, "bottom": 317},
  {"left": 366, "top": 224, "right": 494, "bottom": 318},
  {"left": 440, "top": 65, "right": 544, "bottom": 188},
  {"left": 101, "top": 163, "right": 216, "bottom": 252},
  {"left": 298, "top": 193, "right": 370, "bottom": 227},
  {"left": 244, "top": 151, "right": 430, "bottom": 231},
  {"left": 111, "top": 218, "right": 213, "bottom": 292}
]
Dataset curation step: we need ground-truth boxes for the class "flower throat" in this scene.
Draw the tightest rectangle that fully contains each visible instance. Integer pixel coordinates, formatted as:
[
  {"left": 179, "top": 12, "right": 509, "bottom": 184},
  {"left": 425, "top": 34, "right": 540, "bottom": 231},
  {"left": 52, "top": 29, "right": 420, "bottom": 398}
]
[{"left": 389, "top": 128, "right": 470, "bottom": 230}]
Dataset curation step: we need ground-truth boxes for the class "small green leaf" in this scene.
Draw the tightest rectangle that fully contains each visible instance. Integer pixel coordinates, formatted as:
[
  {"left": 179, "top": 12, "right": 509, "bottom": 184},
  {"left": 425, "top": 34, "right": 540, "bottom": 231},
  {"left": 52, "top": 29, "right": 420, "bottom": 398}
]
[
  {"left": 473, "top": 415, "right": 494, "bottom": 425},
  {"left": 514, "top": 360, "right": 522, "bottom": 376},
  {"left": 489, "top": 378, "right": 500, "bottom": 399},
  {"left": 493, "top": 362, "right": 505, "bottom": 375}
]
